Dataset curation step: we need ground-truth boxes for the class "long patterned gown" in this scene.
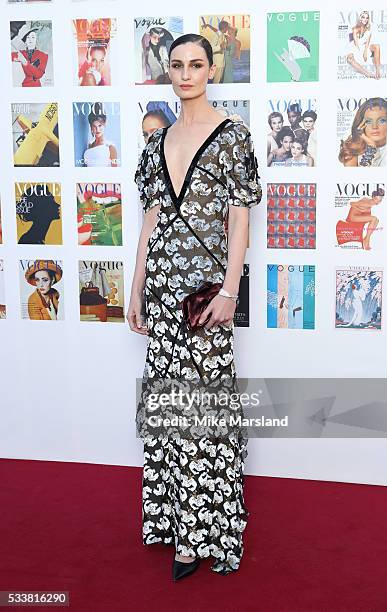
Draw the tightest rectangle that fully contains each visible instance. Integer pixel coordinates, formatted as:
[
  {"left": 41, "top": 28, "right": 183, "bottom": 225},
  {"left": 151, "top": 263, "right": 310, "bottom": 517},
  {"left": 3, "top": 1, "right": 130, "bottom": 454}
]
[{"left": 134, "top": 117, "right": 262, "bottom": 574}]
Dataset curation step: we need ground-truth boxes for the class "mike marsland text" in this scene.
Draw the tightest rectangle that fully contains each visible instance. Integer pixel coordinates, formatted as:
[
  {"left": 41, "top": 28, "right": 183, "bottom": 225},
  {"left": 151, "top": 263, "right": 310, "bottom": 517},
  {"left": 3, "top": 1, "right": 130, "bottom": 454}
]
[{"left": 147, "top": 415, "right": 289, "bottom": 427}]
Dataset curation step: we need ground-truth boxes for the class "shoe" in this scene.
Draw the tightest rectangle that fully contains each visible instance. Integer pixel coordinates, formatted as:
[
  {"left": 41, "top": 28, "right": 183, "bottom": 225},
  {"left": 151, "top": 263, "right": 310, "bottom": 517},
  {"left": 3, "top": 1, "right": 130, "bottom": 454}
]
[{"left": 172, "top": 556, "right": 200, "bottom": 581}]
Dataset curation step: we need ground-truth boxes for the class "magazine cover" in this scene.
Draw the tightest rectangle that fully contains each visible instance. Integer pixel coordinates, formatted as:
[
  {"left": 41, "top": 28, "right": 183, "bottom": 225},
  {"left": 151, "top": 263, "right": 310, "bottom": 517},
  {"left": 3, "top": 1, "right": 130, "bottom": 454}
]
[
  {"left": 134, "top": 17, "right": 183, "bottom": 85},
  {"left": 336, "top": 267, "right": 382, "bottom": 329},
  {"left": 137, "top": 98, "right": 250, "bottom": 153},
  {"left": 19, "top": 259, "right": 64, "bottom": 320},
  {"left": 335, "top": 182, "right": 385, "bottom": 250},
  {"left": 267, "top": 11, "right": 320, "bottom": 82},
  {"left": 79, "top": 260, "right": 124, "bottom": 322},
  {"left": 267, "top": 183, "right": 316, "bottom": 249},
  {"left": 137, "top": 100, "right": 176, "bottom": 152},
  {"left": 77, "top": 183, "right": 122, "bottom": 246},
  {"left": 72, "top": 19, "right": 117, "bottom": 86},
  {"left": 12, "top": 102, "right": 59, "bottom": 167},
  {"left": 10, "top": 21, "right": 53, "bottom": 87},
  {"left": 337, "top": 96, "right": 387, "bottom": 166},
  {"left": 234, "top": 264, "right": 249, "bottom": 327},
  {"left": 15, "top": 182, "right": 62, "bottom": 245},
  {"left": 267, "top": 99, "right": 317, "bottom": 166},
  {"left": 267, "top": 264, "right": 315, "bottom": 329},
  {"left": 337, "top": 9, "right": 387, "bottom": 80},
  {"left": 0, "top": 261, "right": 5, "bottom": 320},
  {"left": 199, "top": 14, "right": 251, "bottom": 83},
  {"left": 73, "top": 101, "right": 121, "bottom": 167}
]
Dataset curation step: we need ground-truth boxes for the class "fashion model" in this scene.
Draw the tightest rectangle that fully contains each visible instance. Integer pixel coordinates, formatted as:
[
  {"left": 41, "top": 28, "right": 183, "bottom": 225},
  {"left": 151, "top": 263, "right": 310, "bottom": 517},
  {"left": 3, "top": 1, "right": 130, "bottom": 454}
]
[
  {"left": 128, "top": 33, "right": 262, "bottom": 581},
  {"left": 345, "top": 10, "right": 381, "bottom": 79},
  {"left": 25, "top": 260, "right": 62, "bottom": 320},
  {"left": 84, "top": 103, "right": 118, "bottom": 167},
  {"left": 338, "top": 97, "right": 387, "bottom": 167},
  {"left": 11, "top": 23, "right": 48, "bottom": 88},
  {"left": 345, "top": 188, "right": 384, "bottom": 250}
]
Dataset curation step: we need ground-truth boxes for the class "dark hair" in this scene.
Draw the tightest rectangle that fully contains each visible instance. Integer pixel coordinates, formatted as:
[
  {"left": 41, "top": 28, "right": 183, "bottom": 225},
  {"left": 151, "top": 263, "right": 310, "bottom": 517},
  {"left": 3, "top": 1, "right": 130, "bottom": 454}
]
[
  {"left": 88, "top": 102, "right": 106, "bottom": 126},
  {"left": 275, "top": 126, "right": 294, "bottom": 146},
  {"left": 33, "top": 269, "right": 56, "bottom": 283},
  {"left": 372, "top": 187, "right": 385, "bottom": 197},
  {"left": 168, "top": 33, "right": 213, "bottom": 66},
  {"left": 287, "top": 103, "right": 302, "bottom": 116},
  {"left": 142, "top": 110, "right": 170, "bottom": 127},
  {"left": 302, "top": 110, "right": 317, "bottom": 121},
  {"left": 292, "top": 137, "right": 306, "bottom": 152}
]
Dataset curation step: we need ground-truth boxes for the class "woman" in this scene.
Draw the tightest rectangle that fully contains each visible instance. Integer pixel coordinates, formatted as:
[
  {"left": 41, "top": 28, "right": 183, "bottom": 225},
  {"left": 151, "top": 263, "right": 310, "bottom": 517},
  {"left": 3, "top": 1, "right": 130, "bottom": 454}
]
[
  {"left": 339, "top": 97, "right": 387, "bottom": 167},
  {"left": 83, "top": 103, "right": 118, "bottom": 167},
  {"left": 17, "top": 185, "right": 61, "bottom": 244},
  {"left": 141, "top": 109, "right": 171, "bottom": 145},
  {"left": 201, "top": 20, "right": 229, "bottom": 84},
  {"left": 267, "top": 111, "right": 284, "bottom": 159},
  {"left": 345, "top": 188, "right": 384, "bottom": 250},
  {"left": 345, "top": 10, "right": 381, "bottom": 79},
  {"left": 267, "top": 126, "right": 294, "bottom": 166},
  {"left": 301, "top": 110, "right": 317, "bottom": 164},
  {"left": 78, "top": 45, "right": 107, "bottom": 86},
  {"left": 222, "top": 26, "right": 241, "bottom": 83},
  {"left": 25, "top": 260, "right": 62, "bottom": 320},
  {"left": 11, "top": 24, "right": 48, "bottom": 88},
  {"left": 127, "top": 33, "right": 262, "bottom": 580},
  {"left": 142, "top": 27, "right": 172, "bottom": 83},
  {"left": 284, "top": 138, "right": 314, "bottom": 166}
]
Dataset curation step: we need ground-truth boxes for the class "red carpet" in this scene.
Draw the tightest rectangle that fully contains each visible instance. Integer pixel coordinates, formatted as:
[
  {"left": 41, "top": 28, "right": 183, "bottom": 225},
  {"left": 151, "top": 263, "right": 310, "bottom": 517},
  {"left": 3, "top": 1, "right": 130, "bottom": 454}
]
[{"left": 0, "top": 458, "right": 386, "bottom": 612}]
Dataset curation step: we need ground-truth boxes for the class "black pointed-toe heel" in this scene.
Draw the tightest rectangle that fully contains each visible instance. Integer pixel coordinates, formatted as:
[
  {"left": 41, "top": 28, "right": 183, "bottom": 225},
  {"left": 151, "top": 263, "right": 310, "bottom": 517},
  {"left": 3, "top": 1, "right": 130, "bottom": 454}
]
[{"left": 172, "top": 557, "right": 200, "bottom": 581}]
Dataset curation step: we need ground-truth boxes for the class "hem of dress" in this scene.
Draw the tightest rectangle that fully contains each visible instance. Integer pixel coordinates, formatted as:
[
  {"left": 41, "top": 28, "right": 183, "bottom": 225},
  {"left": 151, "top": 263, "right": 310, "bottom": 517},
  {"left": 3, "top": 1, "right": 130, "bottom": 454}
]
[
  {"left": 142, "top": 534, "right": 249, "bottom": 575},
  {"left": 142, "top": 435, "right": 250, "bottom": 575}
]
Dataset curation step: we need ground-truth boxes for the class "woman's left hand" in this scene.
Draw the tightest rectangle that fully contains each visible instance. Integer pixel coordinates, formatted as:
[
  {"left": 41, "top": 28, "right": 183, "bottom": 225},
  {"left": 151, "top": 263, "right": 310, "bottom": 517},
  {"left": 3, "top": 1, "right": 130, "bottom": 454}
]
[{"left": 198, "top": 295, "right": 237, "bottom": 330}]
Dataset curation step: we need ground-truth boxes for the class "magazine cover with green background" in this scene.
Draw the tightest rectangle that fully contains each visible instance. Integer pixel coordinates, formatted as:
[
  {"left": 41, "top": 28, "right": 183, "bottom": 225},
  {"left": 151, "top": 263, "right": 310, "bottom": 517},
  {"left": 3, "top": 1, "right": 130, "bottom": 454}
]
[{"left": 267, "top": 11, "right": 320, "bottom": 82}]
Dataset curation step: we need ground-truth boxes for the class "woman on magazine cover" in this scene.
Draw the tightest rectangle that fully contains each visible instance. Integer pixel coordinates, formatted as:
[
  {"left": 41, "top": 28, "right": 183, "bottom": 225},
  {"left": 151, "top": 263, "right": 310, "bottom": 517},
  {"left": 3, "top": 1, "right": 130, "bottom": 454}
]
[
  {"left": 83, "top": 103, "right": 118, "bottom": 167},
  {"left": 127, "top": 33, "right": 262, "bottom": 581},
  {"left": 338, "top": 97, "right": 387, "bottom": 167},
  {"left": 345, "top": 10, "right": 381, "bottom": 79},
  {"left": 25, "top": 260, "right": 61, "bottom": 321},
  {"left": 11, "top": 23, "right": 48, "bottom": 88}
]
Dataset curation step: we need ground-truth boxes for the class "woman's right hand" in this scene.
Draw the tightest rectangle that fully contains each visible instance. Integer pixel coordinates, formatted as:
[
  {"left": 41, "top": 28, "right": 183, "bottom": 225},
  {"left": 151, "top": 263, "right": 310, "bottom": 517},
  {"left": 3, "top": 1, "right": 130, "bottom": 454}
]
[{"left": 126, "top": 293, "right": 148, "bottom": 335}]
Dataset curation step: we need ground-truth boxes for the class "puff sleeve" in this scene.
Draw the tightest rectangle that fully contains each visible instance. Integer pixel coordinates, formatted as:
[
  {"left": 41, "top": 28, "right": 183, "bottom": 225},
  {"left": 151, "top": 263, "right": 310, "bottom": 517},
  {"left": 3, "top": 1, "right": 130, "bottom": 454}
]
[
  {"left": 134, "top": 132, "right": 161, "bottom": 214},
  {"left": 226, "top": 124, "right": 262, "bottom": 208}
]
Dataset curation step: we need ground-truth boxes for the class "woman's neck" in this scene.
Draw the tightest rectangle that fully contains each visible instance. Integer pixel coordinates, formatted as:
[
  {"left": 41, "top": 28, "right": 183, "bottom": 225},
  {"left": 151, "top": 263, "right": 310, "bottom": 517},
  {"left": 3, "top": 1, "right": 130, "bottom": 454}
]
[{"left": 176, "top": 94, "right": 216, "bottom": 127}]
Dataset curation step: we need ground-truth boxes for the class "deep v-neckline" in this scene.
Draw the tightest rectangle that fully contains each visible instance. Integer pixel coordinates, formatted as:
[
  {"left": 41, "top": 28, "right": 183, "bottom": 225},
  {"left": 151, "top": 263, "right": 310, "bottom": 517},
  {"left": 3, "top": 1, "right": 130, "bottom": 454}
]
[{"left": 160, "top": 118, "right": 231, "bottom": 209}]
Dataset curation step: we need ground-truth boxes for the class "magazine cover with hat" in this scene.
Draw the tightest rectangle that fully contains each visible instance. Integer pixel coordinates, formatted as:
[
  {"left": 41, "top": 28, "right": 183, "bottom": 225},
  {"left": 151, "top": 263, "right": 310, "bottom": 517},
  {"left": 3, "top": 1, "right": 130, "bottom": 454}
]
[
  {"left": 20, "top": 259, "right": 64, "bottom": 320},
  {"left": 10, "top": 20, "right": 53, "bottom": 87}
]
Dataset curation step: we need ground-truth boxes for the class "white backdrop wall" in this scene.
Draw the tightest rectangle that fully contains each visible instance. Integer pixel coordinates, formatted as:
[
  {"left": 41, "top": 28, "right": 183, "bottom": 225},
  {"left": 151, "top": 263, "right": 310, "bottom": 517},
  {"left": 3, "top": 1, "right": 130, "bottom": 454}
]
[{"left": 1, "top": 0, "right": 386, "bottom": 486}]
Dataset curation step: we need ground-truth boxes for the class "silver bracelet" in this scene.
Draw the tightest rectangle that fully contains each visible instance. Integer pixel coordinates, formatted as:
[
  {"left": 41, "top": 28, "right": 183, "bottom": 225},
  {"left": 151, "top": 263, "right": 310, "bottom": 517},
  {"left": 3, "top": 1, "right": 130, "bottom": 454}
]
[{"left": 219, "top": 287, "right": 238, "bottom": 301}]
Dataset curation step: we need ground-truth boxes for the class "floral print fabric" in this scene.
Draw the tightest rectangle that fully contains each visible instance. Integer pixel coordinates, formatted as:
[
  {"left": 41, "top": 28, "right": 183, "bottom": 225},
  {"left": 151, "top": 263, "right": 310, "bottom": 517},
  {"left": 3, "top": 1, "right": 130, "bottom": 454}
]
[{"left": 134, "top": 118, "right": 262, "bottom": 574}]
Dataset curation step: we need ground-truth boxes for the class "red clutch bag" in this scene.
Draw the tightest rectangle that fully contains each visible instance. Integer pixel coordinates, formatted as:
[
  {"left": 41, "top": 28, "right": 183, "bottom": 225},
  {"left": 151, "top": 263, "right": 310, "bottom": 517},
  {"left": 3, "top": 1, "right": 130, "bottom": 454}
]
[{"left": 181, "top": 281, "right": 222, "bottom": 331}]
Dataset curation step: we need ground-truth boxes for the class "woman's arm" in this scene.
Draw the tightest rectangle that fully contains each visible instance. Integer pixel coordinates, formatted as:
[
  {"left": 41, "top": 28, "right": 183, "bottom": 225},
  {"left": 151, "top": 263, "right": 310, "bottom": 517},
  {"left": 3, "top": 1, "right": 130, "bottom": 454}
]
[
  {"left": 352, "top": 27, "right": 360, "bottom": 50},
  {"left": 223, "top": 206, "right": 249, "bottom": 295},
  {"left": 199, "top": 206, "right": 248, "bottom": 329},
  {"left": 109, "top": 144, "right": 118, "bottom": 166},
  {"left": 22, "top": 52, "right": 48, "bottom": 79},
  {"left": 126, "top": 204, "right": 160, "bottom": 334},
  {"left": 343, "top": 155, "right": 358, "bottom": 167}
]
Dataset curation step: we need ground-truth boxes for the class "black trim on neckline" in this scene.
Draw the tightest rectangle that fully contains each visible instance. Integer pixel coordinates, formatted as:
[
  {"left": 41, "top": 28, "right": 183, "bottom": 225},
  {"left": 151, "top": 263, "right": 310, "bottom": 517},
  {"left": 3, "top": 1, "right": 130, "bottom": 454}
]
[{"left": 160, "top": 118, "right": 232, "bottom": 210}]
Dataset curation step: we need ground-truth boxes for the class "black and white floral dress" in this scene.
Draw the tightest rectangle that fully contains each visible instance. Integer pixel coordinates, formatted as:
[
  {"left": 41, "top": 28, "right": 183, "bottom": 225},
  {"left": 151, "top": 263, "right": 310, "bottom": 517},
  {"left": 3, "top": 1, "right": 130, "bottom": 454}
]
[{"left": 134, "top": 117, "right": 262, "bottom": 574}]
